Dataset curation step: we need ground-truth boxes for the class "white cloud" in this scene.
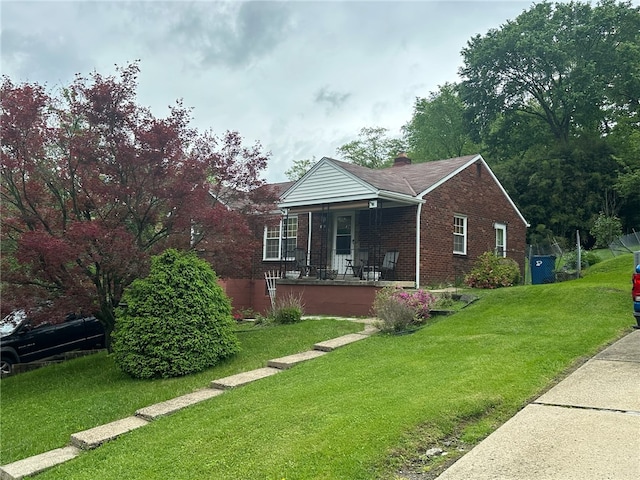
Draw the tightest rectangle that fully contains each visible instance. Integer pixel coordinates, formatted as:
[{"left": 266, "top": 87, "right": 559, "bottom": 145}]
[{"left": 2, "top": 0, "right": 541, "bottom": 183}]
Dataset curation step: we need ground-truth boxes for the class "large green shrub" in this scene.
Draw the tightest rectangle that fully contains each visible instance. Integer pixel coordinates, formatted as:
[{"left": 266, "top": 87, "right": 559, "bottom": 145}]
[
  {"left": 464, "top": 251, "right": 521, "bottom": 289},
  {"left": 112, "top": 249, "right": 240, "bottom": 379}
]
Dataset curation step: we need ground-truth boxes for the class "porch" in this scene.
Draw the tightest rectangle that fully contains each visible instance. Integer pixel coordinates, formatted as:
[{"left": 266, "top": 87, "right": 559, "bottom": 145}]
[
  {"left": 278, "top": 202, "right": 420, "bottom": 285},
  {"left": 275, "top": 156, "right": 426, "bottom": 287}
]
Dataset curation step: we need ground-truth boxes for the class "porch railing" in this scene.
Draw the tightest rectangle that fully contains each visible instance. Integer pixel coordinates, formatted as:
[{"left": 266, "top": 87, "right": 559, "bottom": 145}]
[{"left": 283, "top": 248, "right": 385, "bottom": 280}]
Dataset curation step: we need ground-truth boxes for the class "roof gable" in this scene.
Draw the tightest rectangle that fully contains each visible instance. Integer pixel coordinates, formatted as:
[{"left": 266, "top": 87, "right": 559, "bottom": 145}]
[{"left": 279, "top": 157, "right": 377, "bottom": 207}]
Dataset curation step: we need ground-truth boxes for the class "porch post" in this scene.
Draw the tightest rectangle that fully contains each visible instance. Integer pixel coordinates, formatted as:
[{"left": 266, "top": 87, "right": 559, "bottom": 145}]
[
  {"left": 415, "top": 203, "right": 422, "bottom": 288},
  {"left": 280, "top": 208, "right": 289, "bottom": 278}
]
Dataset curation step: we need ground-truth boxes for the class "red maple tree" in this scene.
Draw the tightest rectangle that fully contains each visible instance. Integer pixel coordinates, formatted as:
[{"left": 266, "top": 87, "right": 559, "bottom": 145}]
[{"left": 1, "top": 63, "right": 278, "bottom": 335}]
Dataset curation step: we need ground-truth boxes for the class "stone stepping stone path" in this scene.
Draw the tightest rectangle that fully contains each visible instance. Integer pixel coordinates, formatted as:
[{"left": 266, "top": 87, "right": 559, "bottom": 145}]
[
  {"left": 136, "top": 388, "right": 225, "bottom": 421},
  {"left": 267, "top": 350, "right": 327, "bottom": 369},
  {"left": 0, "top": 447, "right": 81, "bottom": 480},
  {"left": 0, "top": 320, "right": 377, "bottom": 479},
  {"left": 70, "top": 416, "right": 149, "bottom": 451},
  {"left": 211, "top": 366, "right": 282, "bottom": 389},
  {"left": 314, "top": 332, "right": 371, "bottom": 351}
]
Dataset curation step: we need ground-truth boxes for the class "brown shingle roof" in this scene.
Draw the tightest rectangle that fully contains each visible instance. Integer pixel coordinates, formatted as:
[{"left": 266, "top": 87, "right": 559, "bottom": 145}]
[{"left": 328, "top": 154, "right": 479, "bottom": 196}]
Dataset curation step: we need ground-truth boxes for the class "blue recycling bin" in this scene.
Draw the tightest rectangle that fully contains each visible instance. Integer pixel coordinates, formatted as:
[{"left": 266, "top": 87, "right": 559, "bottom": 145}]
[{"left": 531, "top": 255, "right": 556, "bottom": 284}]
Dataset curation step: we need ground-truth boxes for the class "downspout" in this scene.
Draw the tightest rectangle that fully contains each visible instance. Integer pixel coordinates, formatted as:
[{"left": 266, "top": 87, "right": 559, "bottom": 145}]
[
  {"left": 307, "top": 211, "right": 312, "bottom": 269},
  {"left": 415, "top": 203, "right": 422, "bottom": 289}
]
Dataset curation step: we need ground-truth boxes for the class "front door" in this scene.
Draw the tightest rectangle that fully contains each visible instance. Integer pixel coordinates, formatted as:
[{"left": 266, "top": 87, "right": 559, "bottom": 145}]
[{"left": 333, "top": 213, "right": 354, "bottom": 274}]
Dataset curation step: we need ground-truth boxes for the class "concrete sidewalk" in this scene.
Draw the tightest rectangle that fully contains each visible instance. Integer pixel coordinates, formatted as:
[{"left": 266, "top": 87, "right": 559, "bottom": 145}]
[{"left": 435, "top": 329, "right": 640, "bottom": 480}]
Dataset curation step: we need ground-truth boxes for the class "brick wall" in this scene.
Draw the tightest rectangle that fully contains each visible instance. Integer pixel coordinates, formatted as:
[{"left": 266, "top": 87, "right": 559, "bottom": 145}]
[
  {"left": 220, "top": 160, "right": 527, "bottom": 314},
  {"left": 219, "top": 278, "right": 272, "bottom": 316},
  {"left": 420, "top": 161, "right": 527, "bottom": 286},
  {"left": 357, "top": 206, "right": 417, "bottom": 280}
]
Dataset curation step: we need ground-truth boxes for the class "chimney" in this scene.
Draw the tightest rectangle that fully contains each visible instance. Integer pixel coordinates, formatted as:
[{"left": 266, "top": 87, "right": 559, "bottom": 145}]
[{"left": 393, "top": 152, "right": 411, "bottom": 167}]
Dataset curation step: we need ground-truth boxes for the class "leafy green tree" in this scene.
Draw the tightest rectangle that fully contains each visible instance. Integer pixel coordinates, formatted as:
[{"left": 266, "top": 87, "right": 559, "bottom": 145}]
[
  {"left": 458, "top": 0, "right": 640, "bottom": 240},
  {"left": 112, "top": 249, "right": 240, "bottom": 379},
  {"left": 402, "top": 83, "right": 480, "bottom": 162},
  {"left": 610, "top": 115, "right": 640, "bottom": 228},
  {"left": 337, "top": 127, "right": 405, "bottom": 169},
  {"left": 285, "top": 157, "right": 317, "bottom": 181},
  {"left": 590, "top": 213, "right": 623, "bottom": 248},
  {"left": 460, "top": 0, "right": 640, "bottom": 144},
  {"left": 497, "top": 138, "right": 620, "bottom": 239}
]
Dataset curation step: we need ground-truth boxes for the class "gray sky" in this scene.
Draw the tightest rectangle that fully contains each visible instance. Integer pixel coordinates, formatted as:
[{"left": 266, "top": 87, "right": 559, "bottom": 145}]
[{"left": 3, "top": 0, "right": 543, "bottom": 183}]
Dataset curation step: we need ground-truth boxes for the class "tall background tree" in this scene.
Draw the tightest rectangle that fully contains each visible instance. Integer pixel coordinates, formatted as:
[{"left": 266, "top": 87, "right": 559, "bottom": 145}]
[
  {"left": 336, "top": 127, "right": 405, "bottom": 169},
  {"left": 285, "top": 157, "right": 317, "bottom": 181},
  {"left": 1, "top": 63, "right": 277, "bottom": 333},
  {"left": 402, "top": 83, "right": 480, "bottom": 162},
  {"left": 458, "top": 0, "right": 640, "bottom": 242}
]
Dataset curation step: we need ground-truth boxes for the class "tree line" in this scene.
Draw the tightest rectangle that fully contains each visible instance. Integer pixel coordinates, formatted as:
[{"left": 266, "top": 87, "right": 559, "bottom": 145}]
[{"left": 288, "top": 0, "right": 640, "bottom": 247}]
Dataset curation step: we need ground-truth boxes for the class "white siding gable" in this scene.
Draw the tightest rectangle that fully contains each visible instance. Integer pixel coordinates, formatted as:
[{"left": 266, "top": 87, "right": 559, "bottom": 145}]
[{"left": 280, "top": 158, "right": 376, "bottom": 208}]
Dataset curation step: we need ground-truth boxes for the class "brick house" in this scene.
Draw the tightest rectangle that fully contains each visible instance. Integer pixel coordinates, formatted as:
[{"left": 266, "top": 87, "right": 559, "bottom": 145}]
[{"left": 222, "top": 153, "right": 528, "bottom": 317}]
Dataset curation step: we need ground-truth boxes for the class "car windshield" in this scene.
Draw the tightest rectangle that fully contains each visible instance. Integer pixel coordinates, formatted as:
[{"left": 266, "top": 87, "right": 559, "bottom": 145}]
[{"left": 0, "top": 310, "right": 27, "bottom": 337}]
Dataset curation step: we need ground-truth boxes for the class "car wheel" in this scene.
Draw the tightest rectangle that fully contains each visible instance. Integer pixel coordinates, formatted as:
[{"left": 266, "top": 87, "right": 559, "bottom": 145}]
[{"left": 1, "top": 357, "right": 14, "bottom": 376}]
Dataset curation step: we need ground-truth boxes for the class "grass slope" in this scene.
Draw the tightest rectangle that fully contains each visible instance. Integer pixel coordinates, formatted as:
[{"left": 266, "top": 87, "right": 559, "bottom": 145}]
[
  {"left": 0, "top": 319, "right": 362, "bottom": 465},
  {"left": 1, "top": 254, "right": 634, "bottom": 479}
]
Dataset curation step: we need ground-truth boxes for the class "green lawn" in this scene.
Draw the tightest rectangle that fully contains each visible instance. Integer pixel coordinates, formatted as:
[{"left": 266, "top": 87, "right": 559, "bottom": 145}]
[
  {"left": 1, "top": 254, "right": 634, "bottom": 479},
  {"left": 0, "top": 319, "right": 362, "bottom": 465}
]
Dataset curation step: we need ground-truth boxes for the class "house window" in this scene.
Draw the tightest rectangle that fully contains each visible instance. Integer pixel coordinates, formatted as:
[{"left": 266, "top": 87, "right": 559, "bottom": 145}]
[
  {"left": 453, "top": 215, "right": 467, "bottom": 255},
  {"left": 495, "top": 223, "right": 507, "bottom": 257},
  {"left": 263, "top": 216, "right": 298, "bottom": 261}
]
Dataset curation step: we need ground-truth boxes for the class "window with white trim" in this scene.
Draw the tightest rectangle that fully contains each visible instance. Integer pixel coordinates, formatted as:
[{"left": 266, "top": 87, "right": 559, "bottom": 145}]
[
  {"left": 453, "top": 215, "right": 467, "bottom": 255},
  {"left": 495, "top": 223, "right": 507, "bottom": 257},
  {"left": 263, "top": 216, "right": 298, "bottom": 261}
]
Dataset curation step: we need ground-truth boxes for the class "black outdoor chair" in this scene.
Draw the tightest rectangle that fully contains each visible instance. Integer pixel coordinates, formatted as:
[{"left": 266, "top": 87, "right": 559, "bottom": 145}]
[
  {"left": 342, "top": 248, "right": 369, "bottom": 279},
  {"left": 379, "top": 249, "right": 399, "bottom": 280},
  {"left": 355, "top": 249, "right": 369, "bottom": 278},
  {"left": 293, "top": 247, "right": 312, "bottom": 277}
]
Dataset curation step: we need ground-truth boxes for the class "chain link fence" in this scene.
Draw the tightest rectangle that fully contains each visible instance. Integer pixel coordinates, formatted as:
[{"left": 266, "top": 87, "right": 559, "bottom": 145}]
[
  {"left": 608, "top": 231, "right": 640, "bottom": 257},
  {"left": 525, "top": 230, "right": 640, "bottom": 284}
]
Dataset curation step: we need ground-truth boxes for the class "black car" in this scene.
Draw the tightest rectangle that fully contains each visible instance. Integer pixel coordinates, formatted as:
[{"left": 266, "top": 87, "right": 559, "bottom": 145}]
[{"left": 0, "top": 311, "right": 105, "bottom": 376}]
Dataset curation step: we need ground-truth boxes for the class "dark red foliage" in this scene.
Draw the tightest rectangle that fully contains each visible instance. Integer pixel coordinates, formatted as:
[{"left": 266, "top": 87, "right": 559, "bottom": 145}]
[{"left": 1, "top": 63, "right": 278, "bottom": 330}]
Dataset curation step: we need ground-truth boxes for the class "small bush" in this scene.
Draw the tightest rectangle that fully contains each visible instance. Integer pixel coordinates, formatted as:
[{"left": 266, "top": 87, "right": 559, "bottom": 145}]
[
  {"left": 464, "top": 252, "right": 520, "bottom": 289},
  {"left": 233, "top": 308, "right": 257, "bottom": 321},
  {"left": 563, "top": 250, "right": 601, "bottom": 270},
  {"left": 433, "top": 291, "right": 455, "bottom": 309},
  {"left": 270, "top": 293, "right": 304, "bottom": 324},
  {"left": 112, "top": 249, "right": 240, "bottom": 379},
  {"left": 373, "top": 286, "right": 435, "bottom": 333},
  {"left": 590, "top": 213, "right": 622, "bottom": 248}
]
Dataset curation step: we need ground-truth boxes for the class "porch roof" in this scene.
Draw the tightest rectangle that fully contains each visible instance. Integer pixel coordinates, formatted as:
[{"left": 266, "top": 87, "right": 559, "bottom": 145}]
[{"left": 278, "top": 154, "right": 479, "bottom": 210}]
